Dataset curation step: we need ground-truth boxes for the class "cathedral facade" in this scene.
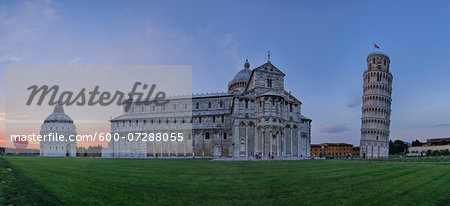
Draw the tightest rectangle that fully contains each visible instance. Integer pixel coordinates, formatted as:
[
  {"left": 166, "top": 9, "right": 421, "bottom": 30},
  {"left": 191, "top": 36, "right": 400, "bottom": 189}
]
[{"left": 102, "top": 58, "right": 311, "bottom": 159}]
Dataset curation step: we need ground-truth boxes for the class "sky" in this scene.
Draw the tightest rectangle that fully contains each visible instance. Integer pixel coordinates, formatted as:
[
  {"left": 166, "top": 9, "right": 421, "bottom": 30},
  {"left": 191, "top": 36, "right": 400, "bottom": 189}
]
[{"left": 0, "top": 0, "right": 449, "bottom": 147}]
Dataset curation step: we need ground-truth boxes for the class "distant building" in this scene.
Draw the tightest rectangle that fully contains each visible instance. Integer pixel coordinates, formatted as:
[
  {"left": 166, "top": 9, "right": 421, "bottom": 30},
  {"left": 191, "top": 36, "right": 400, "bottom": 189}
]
[
  {"left": 425, "top": 137, "right": 450, "bottom": 146},
  {"left": 310, "top": 144, "right": 323, "bottom": 157},
  {"left": 310, "top": 143, "right": 355, "bottom": 157},
  {"left": 409, "top": 137, "right": 450, "bottom": 154}
]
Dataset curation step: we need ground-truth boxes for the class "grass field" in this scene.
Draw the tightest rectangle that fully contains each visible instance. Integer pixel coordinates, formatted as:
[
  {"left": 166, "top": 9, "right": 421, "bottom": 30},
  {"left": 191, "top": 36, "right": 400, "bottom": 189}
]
[
  {"left": 351, "top": 157, "right": 450, "bottom": 162},
  {"left": 0, "top": 156, "right": 449, "bottom": 206}
]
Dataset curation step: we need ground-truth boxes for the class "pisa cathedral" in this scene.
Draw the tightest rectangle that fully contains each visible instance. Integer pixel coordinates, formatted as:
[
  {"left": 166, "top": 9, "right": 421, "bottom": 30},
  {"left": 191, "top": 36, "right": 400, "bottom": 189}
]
[
  {"left": 360, "top": 52, "right": 393, "bottom": 158},
  {"left": 102, "top": 57, "right": 312, "bottom": 159}
]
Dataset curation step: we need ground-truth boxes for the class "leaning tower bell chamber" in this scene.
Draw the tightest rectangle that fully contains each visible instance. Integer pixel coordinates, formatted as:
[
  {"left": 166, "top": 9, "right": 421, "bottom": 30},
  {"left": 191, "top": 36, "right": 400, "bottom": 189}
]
[{"left": 360, "top": 52, "right": 393, "bottom": 158}]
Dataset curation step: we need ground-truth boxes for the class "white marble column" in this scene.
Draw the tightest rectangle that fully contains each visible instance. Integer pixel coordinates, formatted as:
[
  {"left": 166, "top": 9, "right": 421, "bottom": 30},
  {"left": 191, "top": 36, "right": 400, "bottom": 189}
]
[
  {"left": 234, "top": 125, "right": 239, "bottom": 158},
  {"left": 175, "top": 131, "right": 179, "bottom": 157},
  {"left": 298, "top": 127, "right": 301, "bottom": 157},
  {"left": 290, "top": 128, "right": 293, "bottom": 157},
  {"left": 245, "top": 125, "right": 249, "bottom": 157},
  {"left": 269, "top": 128, "right": 273, "bottom": 155},
  {"left": 201, "top": 133, "right": 205, "bottom": 157},
  {"left": 168, "top": 133, "right": 171, "bottom": 157},
  {"left": 192, "top": 133, "right": 195, "bottom": 157},
  {"left": 153, "top": 141, "right": 156, "bottom": 157},
  {"left": 276, "top": 130, "right": 280, "bottom": 156},
  {"left": 254, "top": 127, "right": 257, "bottom": 155},
  {"left": 283, "top": 128, "right": 286, "bottom": 156},
  {"left": 262, "top": 130, "right": 265, "bottom": 155},
  {"left": 183, "top": 131, "right": 186, "bottom": 157}
]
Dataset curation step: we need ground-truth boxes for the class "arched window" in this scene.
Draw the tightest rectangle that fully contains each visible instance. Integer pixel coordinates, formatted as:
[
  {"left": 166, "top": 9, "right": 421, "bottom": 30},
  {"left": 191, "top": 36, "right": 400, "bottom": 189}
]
[
  {"left": 223, "top": 133, "right": 227, "bottom": 139},
  {"left": 267, "top": 79, "right": 273, "bottom": 88},
  {"left": 205, "top": 132, "right": 210, "bottom": 139},
  {"left": 208, "top": 102, "right": 211, "bottom": 108},
  {"left": 220, "top": 101, "right": 223, "bottom": 108},
  {"left": 196, "top": 102, "right": 199, "bottom": 109}
]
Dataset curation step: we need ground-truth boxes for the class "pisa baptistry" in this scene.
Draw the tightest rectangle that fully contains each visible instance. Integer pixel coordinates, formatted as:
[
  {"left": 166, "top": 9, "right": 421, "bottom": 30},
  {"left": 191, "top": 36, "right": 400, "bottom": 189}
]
[{"left": 360, "top": 52, "right": 393, "bottom": 158}]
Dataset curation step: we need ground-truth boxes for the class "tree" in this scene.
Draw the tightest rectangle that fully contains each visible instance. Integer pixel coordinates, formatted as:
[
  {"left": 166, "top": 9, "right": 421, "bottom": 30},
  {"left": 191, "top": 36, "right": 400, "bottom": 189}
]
[
  {"left": 412, "top": 140, "right": 422, "bottom": 147},
  {"left": 389, "top": 140, "right": 407, "bottom": 155}
]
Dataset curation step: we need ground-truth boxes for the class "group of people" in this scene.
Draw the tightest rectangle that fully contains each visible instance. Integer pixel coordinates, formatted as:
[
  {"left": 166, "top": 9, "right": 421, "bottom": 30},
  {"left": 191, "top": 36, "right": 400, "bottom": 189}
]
[{"left": 253, "top": 152, "right": 275, "bottom": 160}]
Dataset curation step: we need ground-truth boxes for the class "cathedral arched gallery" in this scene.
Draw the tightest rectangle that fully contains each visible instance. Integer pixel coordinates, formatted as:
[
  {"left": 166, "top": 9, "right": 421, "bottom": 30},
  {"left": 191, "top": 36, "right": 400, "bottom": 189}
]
[{"left": 102, "top": 58, "right": 312, "bottom": 159}]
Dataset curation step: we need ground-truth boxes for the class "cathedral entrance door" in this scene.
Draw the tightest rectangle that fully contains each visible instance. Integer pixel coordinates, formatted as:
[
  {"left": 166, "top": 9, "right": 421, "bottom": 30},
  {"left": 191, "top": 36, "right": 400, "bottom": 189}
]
[{"left": 213, "top": 144, "right": 220, "bottom": 157}]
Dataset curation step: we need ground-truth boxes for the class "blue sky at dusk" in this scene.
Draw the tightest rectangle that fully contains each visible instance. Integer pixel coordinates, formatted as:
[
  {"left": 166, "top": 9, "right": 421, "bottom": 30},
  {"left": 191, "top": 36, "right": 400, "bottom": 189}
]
[{"left": 1, "top": 0, "right": 449, "bottom": 145}]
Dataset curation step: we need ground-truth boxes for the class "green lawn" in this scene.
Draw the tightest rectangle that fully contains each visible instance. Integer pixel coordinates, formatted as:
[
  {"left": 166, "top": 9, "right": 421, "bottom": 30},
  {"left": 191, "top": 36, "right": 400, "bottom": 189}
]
[
  {"left": 351, "top": 157, "right": 450, "bottom": 162},
  {"left": 1, "top": 156, "right": 449, "bottom": 206}
]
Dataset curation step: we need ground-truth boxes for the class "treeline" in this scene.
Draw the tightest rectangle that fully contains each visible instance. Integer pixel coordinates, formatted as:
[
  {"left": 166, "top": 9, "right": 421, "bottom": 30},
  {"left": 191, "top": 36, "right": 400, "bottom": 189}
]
[{"left": 389, "top": 140, "right": 408, "bottom": 155}]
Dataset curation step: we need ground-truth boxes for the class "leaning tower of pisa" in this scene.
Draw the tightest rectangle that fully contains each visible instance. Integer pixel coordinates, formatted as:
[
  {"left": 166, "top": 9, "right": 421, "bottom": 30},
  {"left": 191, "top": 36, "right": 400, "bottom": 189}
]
[{"left": 360, "top": 52, "right": 393, "bottom": 158}]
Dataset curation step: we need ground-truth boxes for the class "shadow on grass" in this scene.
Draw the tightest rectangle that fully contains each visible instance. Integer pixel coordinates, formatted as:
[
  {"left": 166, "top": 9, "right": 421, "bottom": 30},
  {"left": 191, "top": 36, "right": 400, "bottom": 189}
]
[{"left": 0, "top": 156, "right": 62, "bottom": 206}]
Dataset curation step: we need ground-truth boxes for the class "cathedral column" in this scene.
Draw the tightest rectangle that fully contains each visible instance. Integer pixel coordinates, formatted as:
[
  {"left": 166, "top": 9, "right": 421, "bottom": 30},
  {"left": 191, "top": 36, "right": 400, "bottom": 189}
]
[
  {"left": 183, "top": 131, "right": 186, "bottom": 157},
  {"left": 219, "top": 131, "right": 222, "bottom": 157},
  {"left": 290, "top": 128, "right": 293, "bottom": 157},
  {"left": 298, "top": 126, "right": 301, "bottom": 157},
  {"left": 201, "top": 132, "right": 205, "bottom": 157},
  {"left": 175, "top": 131, "right": 178, "bottom": 157},
  {"left": 245, "top": 125, "right": 249, "bottom": 157},
  {"left": 234, "top": 125, "right": 239, "bottom": 158},
  {"left": 192, "top": 132, "right": 195, "bottom": 157},
  {"left": 153, "top": 140, "right": 156, "bottom": 157},
  {"left": 168, "top": 133, "right": 171, "bottom": 157},
  {"left": 262, "top": 129, "right": 265, "bottom": 155},
  {"left": 269, "top": 128, "right": 273, "bottom": 156},
  {"left": 254, "top": 126, "right": 257, "bottom": 155},
  {"left": 160, "top": 137, "right": 163, "bottom": 157},
  {"left": 283, "top": 128, "right": 286, "bottom": 156},
  {"left": 276, "top": 129, "right": 280, "bottom": 156}
]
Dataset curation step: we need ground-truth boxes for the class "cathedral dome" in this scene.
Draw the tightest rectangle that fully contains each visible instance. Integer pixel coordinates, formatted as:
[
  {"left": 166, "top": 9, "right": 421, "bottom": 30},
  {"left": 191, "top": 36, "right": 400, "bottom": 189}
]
[
  {"left": 228, "top": 59, "right": 252, "bottom": 93},
  {"left": 43, "top": 104, "right": 74, "bottom": 123}
]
